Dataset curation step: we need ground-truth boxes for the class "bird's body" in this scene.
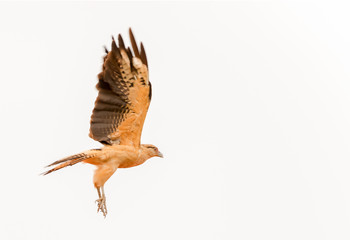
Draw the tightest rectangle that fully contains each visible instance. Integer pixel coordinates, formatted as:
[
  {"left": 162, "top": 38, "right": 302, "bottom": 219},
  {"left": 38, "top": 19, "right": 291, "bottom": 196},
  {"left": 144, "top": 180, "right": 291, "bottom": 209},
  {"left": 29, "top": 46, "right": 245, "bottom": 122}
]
[
  {"left": 84, "top": 144, "right": 160, "bottom": 186},
  {"left": 43, "top": 29, "right": 163, "bottom": 217}
]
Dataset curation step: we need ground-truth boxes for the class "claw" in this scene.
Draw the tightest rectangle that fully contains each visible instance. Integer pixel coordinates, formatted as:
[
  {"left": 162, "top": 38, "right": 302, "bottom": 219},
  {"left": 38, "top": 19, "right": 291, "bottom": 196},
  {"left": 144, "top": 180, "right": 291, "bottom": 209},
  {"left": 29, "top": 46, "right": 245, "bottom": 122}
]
[
  {"left": 95, "top": 197, "right": 107, "bottom": 217},
  {"left": 95, "top": 186, "right": 108, "bottom": 217}
]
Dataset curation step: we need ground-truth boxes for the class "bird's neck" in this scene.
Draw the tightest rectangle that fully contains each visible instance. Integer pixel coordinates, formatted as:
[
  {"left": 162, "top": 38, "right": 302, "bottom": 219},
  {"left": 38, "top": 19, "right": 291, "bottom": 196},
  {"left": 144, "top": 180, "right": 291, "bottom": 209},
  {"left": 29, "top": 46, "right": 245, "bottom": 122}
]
[{"left": 138, "top": 148, "right": 153, "bottom": 163}]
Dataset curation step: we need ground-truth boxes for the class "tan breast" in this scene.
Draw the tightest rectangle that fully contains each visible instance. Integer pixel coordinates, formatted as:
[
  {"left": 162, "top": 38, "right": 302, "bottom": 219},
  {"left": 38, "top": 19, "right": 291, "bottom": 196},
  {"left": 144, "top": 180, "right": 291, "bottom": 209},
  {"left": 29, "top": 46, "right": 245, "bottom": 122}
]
[{"left": 118, "top": 151, "right": 145, "bottom": 168}]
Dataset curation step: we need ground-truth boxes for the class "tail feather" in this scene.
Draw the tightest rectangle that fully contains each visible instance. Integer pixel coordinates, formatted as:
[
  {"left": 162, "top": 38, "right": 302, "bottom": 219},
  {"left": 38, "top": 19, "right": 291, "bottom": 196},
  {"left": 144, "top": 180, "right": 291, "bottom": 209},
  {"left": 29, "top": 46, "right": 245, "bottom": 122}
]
[
  {"left": 46, "top": 153, "right": 88, "bottom": 167},
  {"left": 42, "top": 150, "right": 100, "bottom": 175}
]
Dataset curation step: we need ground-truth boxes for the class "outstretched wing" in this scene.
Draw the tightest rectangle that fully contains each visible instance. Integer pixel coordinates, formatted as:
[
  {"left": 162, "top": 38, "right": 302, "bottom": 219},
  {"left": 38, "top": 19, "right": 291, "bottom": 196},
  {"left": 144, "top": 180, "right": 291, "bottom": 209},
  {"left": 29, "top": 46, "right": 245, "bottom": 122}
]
[{"left": 89, "top": 29, "right": 151, "bottom": 147}]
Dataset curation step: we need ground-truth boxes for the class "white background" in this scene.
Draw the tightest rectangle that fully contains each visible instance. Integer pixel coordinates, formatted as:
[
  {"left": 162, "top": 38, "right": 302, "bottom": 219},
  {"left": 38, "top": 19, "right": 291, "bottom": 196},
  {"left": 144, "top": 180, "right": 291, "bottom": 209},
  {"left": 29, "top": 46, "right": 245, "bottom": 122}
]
[{"left": 1, "top": 1, "right": 350, "bottom": 239}]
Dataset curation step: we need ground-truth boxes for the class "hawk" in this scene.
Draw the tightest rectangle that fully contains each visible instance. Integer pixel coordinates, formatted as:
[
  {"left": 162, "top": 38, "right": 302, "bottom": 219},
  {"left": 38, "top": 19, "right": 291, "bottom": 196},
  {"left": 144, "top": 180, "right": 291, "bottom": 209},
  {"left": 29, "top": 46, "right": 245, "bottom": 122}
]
[{"left": 43, "top": 29, "right": 163, "bottom": 217}]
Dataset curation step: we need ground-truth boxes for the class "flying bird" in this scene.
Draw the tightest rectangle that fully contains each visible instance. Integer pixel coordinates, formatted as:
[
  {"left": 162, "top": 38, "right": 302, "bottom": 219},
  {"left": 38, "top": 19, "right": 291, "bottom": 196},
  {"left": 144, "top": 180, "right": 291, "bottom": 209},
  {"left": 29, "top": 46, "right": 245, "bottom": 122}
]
[{"left": 43, "top": 29, "right": 163, "bottom": 217}]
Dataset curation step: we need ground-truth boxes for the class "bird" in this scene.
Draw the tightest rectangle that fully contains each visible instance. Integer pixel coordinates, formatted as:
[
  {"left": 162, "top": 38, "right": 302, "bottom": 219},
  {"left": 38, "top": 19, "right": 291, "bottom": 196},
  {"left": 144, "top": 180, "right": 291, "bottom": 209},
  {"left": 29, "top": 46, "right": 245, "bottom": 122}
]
[{"left": 43, "top": 28, "right": 163, "bottom": 217}]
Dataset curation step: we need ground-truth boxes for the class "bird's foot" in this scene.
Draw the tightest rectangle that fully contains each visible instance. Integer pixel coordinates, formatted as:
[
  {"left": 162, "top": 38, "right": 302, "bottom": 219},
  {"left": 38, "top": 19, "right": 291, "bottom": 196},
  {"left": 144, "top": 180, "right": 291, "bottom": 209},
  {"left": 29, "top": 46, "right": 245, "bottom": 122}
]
[{"left": 95, "top": 196, "right": 107, "bottom": 217}]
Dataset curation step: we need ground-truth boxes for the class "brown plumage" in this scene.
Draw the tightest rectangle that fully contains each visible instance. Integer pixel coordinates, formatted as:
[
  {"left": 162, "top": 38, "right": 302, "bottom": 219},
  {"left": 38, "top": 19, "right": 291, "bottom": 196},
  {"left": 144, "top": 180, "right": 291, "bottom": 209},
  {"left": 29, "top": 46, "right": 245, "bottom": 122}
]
[{"left": 43, "top": 28, "right": 163, "bottom": 217}]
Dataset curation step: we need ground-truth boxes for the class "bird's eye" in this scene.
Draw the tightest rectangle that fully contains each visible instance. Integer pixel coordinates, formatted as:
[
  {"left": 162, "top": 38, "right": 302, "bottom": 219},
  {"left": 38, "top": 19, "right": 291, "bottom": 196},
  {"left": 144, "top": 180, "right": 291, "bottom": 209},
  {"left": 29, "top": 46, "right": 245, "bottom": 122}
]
[{"left": 146, "top": 146, "right": 158, "bottom": 152}]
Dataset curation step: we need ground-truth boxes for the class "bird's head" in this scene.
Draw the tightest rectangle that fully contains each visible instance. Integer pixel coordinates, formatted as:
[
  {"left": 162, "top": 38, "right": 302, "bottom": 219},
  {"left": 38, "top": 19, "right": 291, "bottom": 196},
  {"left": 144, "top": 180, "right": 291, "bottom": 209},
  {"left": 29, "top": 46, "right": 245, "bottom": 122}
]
[{"left": 141, "top": 144, "right": 163, "bottom": 159}]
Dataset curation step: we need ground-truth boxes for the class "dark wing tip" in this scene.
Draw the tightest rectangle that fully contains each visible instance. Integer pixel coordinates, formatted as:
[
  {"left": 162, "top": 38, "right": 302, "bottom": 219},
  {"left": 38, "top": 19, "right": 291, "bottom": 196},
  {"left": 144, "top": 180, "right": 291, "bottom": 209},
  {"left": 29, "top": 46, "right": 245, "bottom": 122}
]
[
  {"left": 129, "top": 28, "right": 141, "bottom": 58},
  {"left": 126, "top": 47, "right": 133, "bottom": 59},
  {"left": 103, "top": 46, "right": 108, "bottom": 54},
  {"left": 111, "top": 35, "right": 121, "bottom": 57},
  {"left": 140, "top": 42, "right": 148, "bottom": 67},
  {"left": 118, "top": 34, "right": 126, "bottom": 50}
]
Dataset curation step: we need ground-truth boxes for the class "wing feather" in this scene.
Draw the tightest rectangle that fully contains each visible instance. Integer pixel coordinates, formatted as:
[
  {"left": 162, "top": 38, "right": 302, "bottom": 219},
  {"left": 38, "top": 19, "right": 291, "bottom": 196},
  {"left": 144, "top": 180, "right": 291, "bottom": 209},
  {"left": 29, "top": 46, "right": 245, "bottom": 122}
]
[
  {"left": 129, "top": 28, "right": 141, "bottom": 58},
  {"left": 89, "top": 29, "right": 151, "bottom": 146},
  {"left": 118, "top": 34, "right": 126, "bottom": 50},
  {"left": 140, "top": 42, "right": 148, "bottom": 67}
]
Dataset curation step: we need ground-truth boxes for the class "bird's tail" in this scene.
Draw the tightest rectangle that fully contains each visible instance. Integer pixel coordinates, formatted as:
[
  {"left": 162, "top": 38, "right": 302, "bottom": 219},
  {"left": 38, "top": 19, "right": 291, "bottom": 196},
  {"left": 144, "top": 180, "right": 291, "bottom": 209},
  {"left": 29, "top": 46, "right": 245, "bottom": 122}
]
[{"left": 42, "top": 149, "right": 101, "bottom": 175}]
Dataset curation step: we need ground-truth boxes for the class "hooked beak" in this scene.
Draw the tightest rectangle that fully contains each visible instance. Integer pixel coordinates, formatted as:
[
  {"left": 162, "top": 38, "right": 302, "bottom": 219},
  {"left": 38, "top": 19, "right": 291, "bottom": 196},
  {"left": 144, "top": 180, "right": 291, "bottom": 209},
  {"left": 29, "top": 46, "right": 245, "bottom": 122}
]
[{"left": 157, "top": 151, "right": 164, "bottom": 158}]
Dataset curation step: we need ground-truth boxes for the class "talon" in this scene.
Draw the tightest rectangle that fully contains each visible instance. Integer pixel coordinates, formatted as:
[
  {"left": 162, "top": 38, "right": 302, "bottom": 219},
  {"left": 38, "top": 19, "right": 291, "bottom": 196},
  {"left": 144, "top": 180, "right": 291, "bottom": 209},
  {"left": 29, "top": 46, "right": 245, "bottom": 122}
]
[
  {"left": 95, "top": 197, "right": 107, "bottom": 216},
  {"left": 95, "top": 186, "right": 108, "bottom": 217}
]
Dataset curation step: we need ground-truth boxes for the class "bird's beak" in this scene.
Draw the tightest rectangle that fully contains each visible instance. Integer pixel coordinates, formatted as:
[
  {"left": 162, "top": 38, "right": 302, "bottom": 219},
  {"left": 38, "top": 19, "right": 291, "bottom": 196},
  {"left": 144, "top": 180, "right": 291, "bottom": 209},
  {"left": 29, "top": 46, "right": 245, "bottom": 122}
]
[{"left": 157, "top": 152, "right": 164, "bottom": 158}]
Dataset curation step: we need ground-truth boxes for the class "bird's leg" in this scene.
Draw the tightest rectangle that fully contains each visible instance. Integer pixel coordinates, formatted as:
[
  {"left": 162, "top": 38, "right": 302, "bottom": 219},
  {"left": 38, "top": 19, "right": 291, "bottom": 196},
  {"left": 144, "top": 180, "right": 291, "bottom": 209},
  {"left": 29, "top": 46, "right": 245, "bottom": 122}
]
[
  {"left": 101, "top": 186, "right": 107, "bottom": 215},
  {"left": 95, "top": 186, "right": 107, "bottom": 217},
  {"left": 97, "top": 187, "right": 102, "bottom": 199}
]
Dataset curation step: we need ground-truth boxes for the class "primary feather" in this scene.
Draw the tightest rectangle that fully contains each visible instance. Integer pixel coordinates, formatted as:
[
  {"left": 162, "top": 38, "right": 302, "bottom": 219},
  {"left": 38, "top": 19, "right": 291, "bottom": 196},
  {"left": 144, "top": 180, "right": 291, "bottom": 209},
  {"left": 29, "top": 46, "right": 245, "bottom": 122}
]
[{"left": 89, "top": 29, "right": 151, "bottom": 146}]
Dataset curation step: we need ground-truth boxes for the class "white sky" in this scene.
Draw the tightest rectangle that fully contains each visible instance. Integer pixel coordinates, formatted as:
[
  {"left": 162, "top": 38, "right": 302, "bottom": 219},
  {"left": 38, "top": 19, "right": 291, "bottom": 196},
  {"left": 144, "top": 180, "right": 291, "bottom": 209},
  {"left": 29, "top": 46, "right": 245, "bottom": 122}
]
[{"left": 1, "top": 1, "right": 350, "bottom": 239}]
